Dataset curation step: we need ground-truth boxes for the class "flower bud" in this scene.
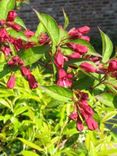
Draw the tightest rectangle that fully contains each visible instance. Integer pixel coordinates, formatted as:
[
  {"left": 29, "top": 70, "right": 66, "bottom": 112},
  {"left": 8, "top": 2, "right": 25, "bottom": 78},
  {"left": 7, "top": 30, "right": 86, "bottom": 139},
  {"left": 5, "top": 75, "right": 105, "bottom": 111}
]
[
  {"left": 80, "top": 62, "right": 97, "bottom": 72},
  {"left": 7, "top": 74, "right": 16, "bottom": 89}
]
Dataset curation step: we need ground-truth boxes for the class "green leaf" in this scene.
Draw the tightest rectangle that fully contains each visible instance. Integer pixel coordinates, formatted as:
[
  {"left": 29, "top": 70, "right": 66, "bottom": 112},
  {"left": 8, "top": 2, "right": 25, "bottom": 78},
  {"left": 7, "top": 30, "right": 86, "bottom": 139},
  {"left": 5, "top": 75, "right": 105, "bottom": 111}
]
[
  {"left": 18, "top": 138, "right": 43, "bottom": 152},
  {"left": 7, "top": 28, "right": 28, "bottom": 41},
  {"left": 21, "top": 151, "right": 39, "bottom": 156},
  {"left": 70, "top": 39, "right": 100, "bottom": 57},
  {"left": 35, "top": 11, "right": 60, "bottom": 45},
  {"left": 35, "top": 22, "right": 46, "bottom": 37},
  {"left": 100, "top": 29, "right": 113, "bottom": 63},
  {"left": 96, "top": 93, "right": 117, "bottom": 108},
  {"left": 19, "top": 45, "right": 50, "bottom": 65},
  {"left": 63, "top": 9, "right": 69, "bottom": 29},
  {"left": 0, "top": 0, "right": 15, "bottom": 20},
  {"left": 15, "top": 17, "right": 26, "bottom": 29},
  {"left": 102, "top": 111, "right": 117, "bottom": 122},
  {"left": 42, "top": 85, "right": 73, "bottom": 102}
]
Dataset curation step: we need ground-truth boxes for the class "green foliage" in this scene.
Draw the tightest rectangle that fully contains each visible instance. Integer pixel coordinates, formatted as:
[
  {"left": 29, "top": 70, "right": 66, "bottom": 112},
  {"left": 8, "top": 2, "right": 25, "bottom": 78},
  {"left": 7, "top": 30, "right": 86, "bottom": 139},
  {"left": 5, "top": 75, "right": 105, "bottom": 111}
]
[{"left": 0, "top": 0, "right": 117, "bottom": 155}]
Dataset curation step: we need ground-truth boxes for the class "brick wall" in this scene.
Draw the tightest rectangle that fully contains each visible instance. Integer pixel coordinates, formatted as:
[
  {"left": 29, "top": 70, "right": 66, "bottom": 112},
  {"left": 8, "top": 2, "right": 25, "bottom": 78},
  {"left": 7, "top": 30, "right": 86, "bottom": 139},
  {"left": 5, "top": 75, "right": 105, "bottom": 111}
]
[{"left": 19, "top": 0, "right": 117, "bottom": 37}]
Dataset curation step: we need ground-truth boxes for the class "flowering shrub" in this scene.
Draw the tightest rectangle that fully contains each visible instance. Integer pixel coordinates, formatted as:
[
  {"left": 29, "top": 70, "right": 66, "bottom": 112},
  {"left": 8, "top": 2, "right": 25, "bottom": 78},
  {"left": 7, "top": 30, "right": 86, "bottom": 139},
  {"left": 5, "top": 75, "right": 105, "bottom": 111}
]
[{"left": 0, "top": 0, "right": 117, "bottom": 155}]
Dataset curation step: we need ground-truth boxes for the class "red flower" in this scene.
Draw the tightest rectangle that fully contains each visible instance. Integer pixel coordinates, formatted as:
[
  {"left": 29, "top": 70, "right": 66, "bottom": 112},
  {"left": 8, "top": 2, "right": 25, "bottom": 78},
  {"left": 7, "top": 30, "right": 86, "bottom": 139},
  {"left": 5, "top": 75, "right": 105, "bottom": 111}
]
[
  {"left": 86, "top": 117, "right": 98, "bottom": 130},
  {"left": 54, "top": 48, "right": 65, "bottom": 68},
  {"left": 80, "top": 62, "right": 97, "bottom": 72},
  {"left": 68, "top": 26, "right": 90, "bottom": 39},
  {"left": 7, "top": 10, "right": 17, "bottom": 22},
  {"left": 68, "top": 27, "right": 82, "bottom": 38},
  {"left": 24, "top": 29, "right": 35, "bottom": 38},
  {"left": 8, "top": 56, "right": 24, "bottom": 66},
  {"left": 69, "top": 112, "right": 78, "bottom": 121},
  {"left": 80, "top": 36, "right": 90, "bottom": 42},
  {"left": 76, "top": 118, "right": 84, "bottom": 131},
  {"left": 39, "top": 33, "right": 49, "bottom": 45},
  {"left": 0, "top": 28, "right": 9, "bottom": 42},
  {"left": 24, "top": 42, "right": 35, "bottom": 49},
  {"left": 68, "top": 52, "right": 81, "bottom": 59},
  {"left": 7, "top": 74, "right": 16, "bottom": 89},
  {"left": 78, "top": 26, "right": 90, "bottom": 34},
  {"left": 67, "top": 43, "right": 88, "bottom": 54},
  {"left": 1, "top": 46, "right": 11, "bottom": 56},
  {"left": 27, "top": 74, "right": 38, "bottom": 89},
  {"left": 7, "top": 22, "right": 21, "bottom": 31},
  {"left": 20, "top": 66, "right": 31, "bottom": 77},
  {"left": 13, "top": 38, "right": 23, "bottom": 51},
  {"left": 108, "top": 60, "right": 117, "bottom": 72},
  {"left": 57, "top": 68, "right": 73, "bottom": 87}
]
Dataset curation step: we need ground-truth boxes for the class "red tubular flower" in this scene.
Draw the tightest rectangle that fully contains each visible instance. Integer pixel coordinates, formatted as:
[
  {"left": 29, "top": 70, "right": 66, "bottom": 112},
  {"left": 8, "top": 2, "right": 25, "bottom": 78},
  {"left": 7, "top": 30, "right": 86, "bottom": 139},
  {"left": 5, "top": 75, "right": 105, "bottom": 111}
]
[
  {"left": 8, "top": 56, "right": 24, "bottom": 66},
  {"left": 69, "top": 112, "right": 78, "bottom": 121},
  {"left": 13, "top": 38, "right": 23, "bottom": 51},
  {"left": 0, "top": 28, "right": 9, "bottom": 42},
  {"left": 76, "top": 118, "right": 84, "bottom": 131},
  {"left": 78, "top": 26, "right": 90, "bottom": 34},
  {"left": 24, "top": 29, "right": 35, "bottom": 38},
  {"left": 68, "top": 52, "right": 81, "bottom": 59},
  {"left": 86, "top": 117, "right": 98, "bottom": 130},
  {"left": 108, "top": 60, "right": 117, "bottom": 72},
  {"left": 1, "top": 46, "right": 11, "bottom": 56},
  {"left": 7, "top": 74, "right": 16, "bottom": 89},
  {"left": 7, "top": 10, "right": 17, "bottom": 22},
  {"left": 24, "top": 42, "right": 35, "bottom": 49},
  {"left": 7, "top": 22, "right": 21, "bottom": 31},
  {"left": 80, "top": 36, "right": 90, "bottom": 42},
  {"left": 67, "top": 43, "right": 88, "bottom": 54},
  {"left": 27, "top": 74, "right": 38, "bottom": 89},
  {"left": 68, "top": 27, "right": 82, "bottom": 38},
  {"left": 57, "top": 68, "right": 73, "bottom": 87},
  {"left": 20, "top": 66, "right": 31, "bottom": 77},
  {"left": 80, "top": 62, "right": 97, "bottom": 72},
  {"left": 39, "top": 33, "right": 49, "bottom": 45},
  {"left": 54, "top": 48, "right": 65, "bottom": 68}
]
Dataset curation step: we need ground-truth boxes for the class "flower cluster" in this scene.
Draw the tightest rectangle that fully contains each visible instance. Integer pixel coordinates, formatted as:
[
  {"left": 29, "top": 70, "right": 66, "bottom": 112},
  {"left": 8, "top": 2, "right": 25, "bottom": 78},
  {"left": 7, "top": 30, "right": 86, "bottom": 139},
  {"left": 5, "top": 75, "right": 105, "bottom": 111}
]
[
  {"left": 0, "top": 10, "right": 49, "bottom": 89},
  {"left": 69, "top": 91, "right": 98, "bottom": 131}
]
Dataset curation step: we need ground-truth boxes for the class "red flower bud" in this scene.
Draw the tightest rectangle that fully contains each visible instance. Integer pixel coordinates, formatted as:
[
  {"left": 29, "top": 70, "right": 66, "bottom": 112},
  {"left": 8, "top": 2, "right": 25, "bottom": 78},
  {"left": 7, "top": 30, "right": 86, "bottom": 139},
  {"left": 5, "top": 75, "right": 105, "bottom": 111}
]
[
  {"left": 54, "top": 48, "right": 65, "bottom": 68},
  {"left": 86, "top": 117, "right": 98, "bottom": 130},
  {"left": 20, "top": 66, "right": 31, "bottom": 77},
  {"left": 39, "top": 33, "right": 49, "bottom": 45},
  {"left": 68, "top": 52, "right": 81, "bottom": 59},
  {"left": 7, "top": 22, "right": 21, "bottom": 31},
  {"left": 1, "top": 46, "right": 11, "bottom": 56},
  {"left": 7, "top": 74, "right": 16, "bottom": 89},
  {"left": 76, "top": 119, "right": 84, "bottom": 131},
  {"left": 108, "top": 60, "right": 117, "bottom": 72},
  {"left": 27, "top": 74, "right": 38, "bottom": 89},
  {"left": 80, "top": 62, "right": 97, "bottom": 72},
  {"left": 24, "top": 29, "right": 35, "bottom": 38},
  {"left": 67, "top": 43, "right": 88, "bottom": 54},
  {"left": 69, "top": 112, "right": 78, "bottom": 121},
  {"left": 7, "top": 10, "right": 17, "bottom": 22},
  {"left": 78, "top": 26, "right": 90, "bottom": 34}
]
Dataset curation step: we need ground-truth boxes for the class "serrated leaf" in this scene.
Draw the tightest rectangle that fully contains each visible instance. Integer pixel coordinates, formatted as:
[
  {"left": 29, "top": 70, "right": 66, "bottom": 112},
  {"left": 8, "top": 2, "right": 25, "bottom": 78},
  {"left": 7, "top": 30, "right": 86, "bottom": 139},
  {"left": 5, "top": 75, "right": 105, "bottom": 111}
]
[
  {"left": 0, "top": 0, "right": 15, "bottom": 20},
  {"left": 35, "top": 22, "right": 46, "bottom": 37},
  {"left": 100, "top": 29, "right": 113, "bottom": 63},
  {"left": 42, "top": 85, "right": 73, "bottom": 102}
]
